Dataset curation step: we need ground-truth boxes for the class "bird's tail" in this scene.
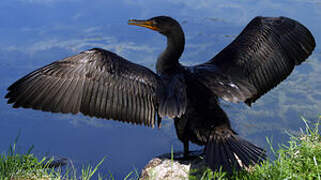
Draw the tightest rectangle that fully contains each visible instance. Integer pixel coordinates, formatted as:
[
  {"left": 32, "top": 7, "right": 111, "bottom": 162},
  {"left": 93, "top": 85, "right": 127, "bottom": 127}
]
[{"left": 204, "top": 126, "right": 266, "bottom": 173}]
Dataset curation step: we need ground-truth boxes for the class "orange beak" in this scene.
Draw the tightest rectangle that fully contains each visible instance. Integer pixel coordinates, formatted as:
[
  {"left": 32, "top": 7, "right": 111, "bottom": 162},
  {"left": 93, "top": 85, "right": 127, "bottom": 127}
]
[{"left": 128, "top": 19, "right": 159, "bottom": 31}]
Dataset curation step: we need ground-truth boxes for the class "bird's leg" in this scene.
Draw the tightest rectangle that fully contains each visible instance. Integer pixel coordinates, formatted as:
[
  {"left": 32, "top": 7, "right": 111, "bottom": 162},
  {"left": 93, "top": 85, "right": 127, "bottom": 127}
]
[
  {"left": 173, "top": 140, "right": 189, "bottom": 160},
  {"left": 184, "top": 140, "right": 189, "bottom": 158},
  {"left": 182, "top": 140, "right": 200, "bottom": 160},
  {"left": 174, "top": 140, "right": 201, "bottom": 160}
]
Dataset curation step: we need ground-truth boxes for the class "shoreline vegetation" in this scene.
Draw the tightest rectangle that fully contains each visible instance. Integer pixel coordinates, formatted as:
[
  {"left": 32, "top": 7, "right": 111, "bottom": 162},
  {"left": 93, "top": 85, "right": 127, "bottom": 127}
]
[{"left": 1, "top": 116, "right": 320, "bottom": 180}]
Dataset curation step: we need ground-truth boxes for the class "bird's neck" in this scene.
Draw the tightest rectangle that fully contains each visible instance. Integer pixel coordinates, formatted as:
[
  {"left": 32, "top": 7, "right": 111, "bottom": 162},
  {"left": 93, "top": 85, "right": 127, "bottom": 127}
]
[{"left": 156, "top": 31, "right": 185, "bottom": 74}]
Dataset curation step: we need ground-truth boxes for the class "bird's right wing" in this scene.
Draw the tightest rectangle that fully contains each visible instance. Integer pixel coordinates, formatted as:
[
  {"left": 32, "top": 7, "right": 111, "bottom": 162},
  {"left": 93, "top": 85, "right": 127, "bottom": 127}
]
[{"left": 6, "top": 48, "right": 166, "bottom": 127}]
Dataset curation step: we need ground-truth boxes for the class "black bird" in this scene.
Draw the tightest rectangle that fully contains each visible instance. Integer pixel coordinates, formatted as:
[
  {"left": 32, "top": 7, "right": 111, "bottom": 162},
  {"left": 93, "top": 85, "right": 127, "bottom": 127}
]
[{"left": 5, "top": 16, "right": 315, "bottom": 172}]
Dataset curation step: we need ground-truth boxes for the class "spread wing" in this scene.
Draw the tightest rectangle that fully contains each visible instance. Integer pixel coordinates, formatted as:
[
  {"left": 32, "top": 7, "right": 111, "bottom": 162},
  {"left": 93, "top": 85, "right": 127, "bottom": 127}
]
[
  {"left": 5, "top": 48, "right": 165, "bottom": 127},
  {"left": 191, "top": 16, "right": 315, "bottom": 105}
]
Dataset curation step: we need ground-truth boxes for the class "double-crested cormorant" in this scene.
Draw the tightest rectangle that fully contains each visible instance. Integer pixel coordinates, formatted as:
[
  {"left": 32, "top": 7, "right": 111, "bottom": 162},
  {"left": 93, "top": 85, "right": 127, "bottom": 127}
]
[{"left": 5, "top": 16, "right": 315, "bottom": 172}]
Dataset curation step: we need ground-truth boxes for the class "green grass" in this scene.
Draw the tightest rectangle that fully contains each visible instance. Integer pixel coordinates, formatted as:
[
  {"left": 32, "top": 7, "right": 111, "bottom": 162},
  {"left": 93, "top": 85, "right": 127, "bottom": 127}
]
[
  {"left": 0, "top": 135, "right": 106, "bottom": 180},
  {"left": 1, "top": 116, "right": 320, "bottom": 179},
  {"left": 191, "top": 116, "right": 321, "bottom": 180},
  {"left": 0, "top": 137, "right": 54, "bottom": 179}
]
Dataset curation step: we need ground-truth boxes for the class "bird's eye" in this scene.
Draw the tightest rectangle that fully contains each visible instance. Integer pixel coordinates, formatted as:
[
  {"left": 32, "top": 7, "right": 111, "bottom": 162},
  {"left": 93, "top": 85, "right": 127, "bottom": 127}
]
[{"left": 153, "top": 20, "right": 158, "bottom": 25}]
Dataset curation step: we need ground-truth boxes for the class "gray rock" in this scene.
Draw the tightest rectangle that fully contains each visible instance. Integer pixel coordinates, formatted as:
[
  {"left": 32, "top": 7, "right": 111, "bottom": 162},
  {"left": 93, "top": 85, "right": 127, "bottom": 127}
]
[{"left": 140, "top": 151, "right": 208, "bottom": 180}]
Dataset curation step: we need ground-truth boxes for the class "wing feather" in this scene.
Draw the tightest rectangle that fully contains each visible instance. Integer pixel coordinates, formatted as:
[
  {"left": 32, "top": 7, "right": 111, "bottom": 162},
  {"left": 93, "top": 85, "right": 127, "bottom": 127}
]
[
  {"left": 191, "top": 16, "right": 315, "bottom": 105},
  {"left": 6, "top": 48, "right": 164, "bottom": 127}
]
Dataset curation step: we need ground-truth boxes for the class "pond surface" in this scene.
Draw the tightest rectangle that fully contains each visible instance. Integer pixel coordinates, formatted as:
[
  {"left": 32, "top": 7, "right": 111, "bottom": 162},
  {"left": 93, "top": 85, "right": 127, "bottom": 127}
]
[{"left": 0, "top": 0, "right": 320, "bottom": 179}]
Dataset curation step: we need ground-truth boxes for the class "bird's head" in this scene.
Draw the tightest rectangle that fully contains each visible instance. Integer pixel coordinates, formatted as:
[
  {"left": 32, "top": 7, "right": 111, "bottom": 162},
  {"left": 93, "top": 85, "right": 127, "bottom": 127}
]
[{"left": 128, "top": 16, "right": 182, "bottom": 36}]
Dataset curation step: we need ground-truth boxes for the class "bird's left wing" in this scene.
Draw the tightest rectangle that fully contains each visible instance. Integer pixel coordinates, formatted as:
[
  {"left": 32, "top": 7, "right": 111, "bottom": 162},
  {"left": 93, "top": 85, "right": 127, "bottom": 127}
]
[
  {"left": 5, "top": 48, "right": 164, "bottom": 127},
  {"left": 190, "top": 16, "right": 315, "bottom": 105}
]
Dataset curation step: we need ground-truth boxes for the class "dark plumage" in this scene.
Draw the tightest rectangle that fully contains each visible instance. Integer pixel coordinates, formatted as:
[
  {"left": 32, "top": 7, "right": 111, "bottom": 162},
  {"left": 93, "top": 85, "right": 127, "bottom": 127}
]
[{"left": 5, "top": 16, "right": 315, "bottom": 173}]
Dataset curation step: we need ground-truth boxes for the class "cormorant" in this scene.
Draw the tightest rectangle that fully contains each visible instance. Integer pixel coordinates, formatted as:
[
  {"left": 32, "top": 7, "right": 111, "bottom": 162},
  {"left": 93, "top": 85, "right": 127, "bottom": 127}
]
[{"left": 5, "top": 16, "right": 315, "bottom": 172}]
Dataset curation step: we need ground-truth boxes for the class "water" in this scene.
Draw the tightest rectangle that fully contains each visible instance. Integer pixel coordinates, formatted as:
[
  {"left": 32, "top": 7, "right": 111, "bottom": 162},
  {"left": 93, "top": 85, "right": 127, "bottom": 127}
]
[{"left": 0, "top": 0, "right": 320, "bottom": 179}]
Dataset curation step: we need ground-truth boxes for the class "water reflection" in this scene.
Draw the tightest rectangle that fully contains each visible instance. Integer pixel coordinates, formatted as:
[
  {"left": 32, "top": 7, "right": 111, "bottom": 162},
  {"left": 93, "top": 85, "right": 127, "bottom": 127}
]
[{"left": 0, "top": 0, "right": 320, "bottom": 178}]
